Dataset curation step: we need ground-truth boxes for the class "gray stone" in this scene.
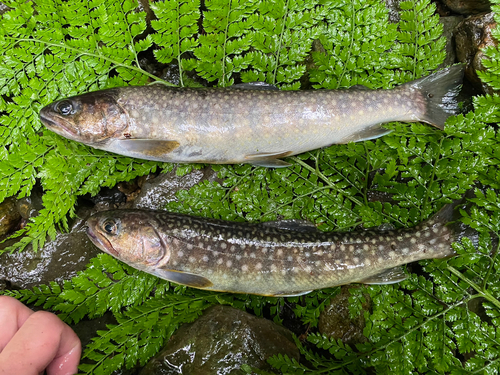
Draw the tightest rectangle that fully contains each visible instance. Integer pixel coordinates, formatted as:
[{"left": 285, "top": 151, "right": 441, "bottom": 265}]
[
  {"left": 0, "top": 208, "right": 100, "bottom": 289},
  {"left": 140, "top": 305, "right": 300, "bottom": 375},
  {"left": 318, "top": 286, "right": 371, "bottom": 345},
  {"left": 438, "top": 16, "right": 464, "bottom": 70},
  {"left": 133, "top": 167, "right": 220, "bottom": 210}
]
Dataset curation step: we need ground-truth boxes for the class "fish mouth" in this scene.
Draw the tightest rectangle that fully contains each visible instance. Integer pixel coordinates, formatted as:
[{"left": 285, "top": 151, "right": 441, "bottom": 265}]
[
  {"left": 86, "top": 226, "right": 119, "bottom": 257},
  {"left": 39, "top": 110, "right": 79, "bottom": 138}
]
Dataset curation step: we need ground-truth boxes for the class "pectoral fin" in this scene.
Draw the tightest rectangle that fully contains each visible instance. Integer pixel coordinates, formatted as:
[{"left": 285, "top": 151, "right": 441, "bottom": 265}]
[
  {"left": 357, "top": 266, "right": 407, "bottom": 285},
  {"left": 155, "top": 269, "right": 213, "bottom": 288},
  {"left": 245, "top": 151, "right": 292, "bottom": 168},
  {"left": 113, "top": 139, "right": 180, "bottom": 158}
]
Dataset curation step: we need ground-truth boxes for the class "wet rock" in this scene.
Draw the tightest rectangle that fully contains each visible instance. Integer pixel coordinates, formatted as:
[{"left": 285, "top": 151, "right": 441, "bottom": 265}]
[
  {"left": 0, "top": 197, "right": 21, "bottom": 237},
  {"left": 133, "top": 167, "right": 220, "bottom": 209},
  {"left": 17, "top": 187, "right": 44, "bottom": 221},
  {"left": 455, "top": 12, "right": 497, "bottom": 94},
  {"left": 440, "top": 0, "right": 490, "bottom": 15},
  {"left": 439, "top": 16, "right": 464, "bottom": 69},
  {"left": 140, "top": 305, "right": 300, "bottom": 375},
  {"left": 0, "top": 206, "right": 100, "bottom": 290},
  {"left": 318, "top": 286, "right": 371, "bottom": 345},
  {"left": 385, "top": 0, "right": 403, "bottom": 23},
  {"left": 86, "top": 185, "right": 128, "bottom": 211}
]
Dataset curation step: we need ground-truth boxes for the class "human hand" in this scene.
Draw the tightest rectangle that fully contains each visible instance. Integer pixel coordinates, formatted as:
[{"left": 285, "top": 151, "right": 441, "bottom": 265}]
[{"left": 0, "top": 295, "right": 81, "bottom": 375}]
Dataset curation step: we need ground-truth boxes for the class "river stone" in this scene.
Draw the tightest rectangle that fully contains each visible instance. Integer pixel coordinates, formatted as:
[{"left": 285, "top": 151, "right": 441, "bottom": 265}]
[
  {"left": 440, "top": 0, "right": 490, "bottom": 15},
  {"left": 0, "top": 197, "right": 21, "bottom": 238},
  {"left": 133, "top": 167, "right": 219, "bottom": 209},
  {"left": 438, "top": 16, "right": 464, "bottom": 70},
  {"left": 140, "top": 305, "right": 300, "bottom": 375},
  {"left": 318, "top": 286, "right": 371, "bottom": 345},
  {"left": 0, "top": 205, "right": 100, "bottom": 290},
  {"left": 455, "top": 12, "right": 497, "bottom": 94}
]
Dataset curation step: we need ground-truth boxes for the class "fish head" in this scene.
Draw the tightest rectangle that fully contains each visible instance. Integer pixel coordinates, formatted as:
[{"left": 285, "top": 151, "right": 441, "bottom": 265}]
[
  {"left": 86, "top": 210, "right": 169, "bottom": 268},
  {"left": 39, "top": 90, "right": 128, "bottom": 145}
]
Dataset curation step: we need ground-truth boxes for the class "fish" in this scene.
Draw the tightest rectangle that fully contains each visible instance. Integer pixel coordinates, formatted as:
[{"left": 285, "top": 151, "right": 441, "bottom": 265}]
[
  {"left": 40, "top": 66, "right": 464, "bottom": 168},
  {"left": 85, "top": 204, "right": 472, "bottom": 296}
]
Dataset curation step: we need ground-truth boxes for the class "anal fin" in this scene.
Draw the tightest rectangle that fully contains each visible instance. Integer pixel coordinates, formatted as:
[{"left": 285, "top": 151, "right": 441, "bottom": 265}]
[
  {"left": 357, "top": 266, "right": 407, "bottom": 285},
  {"left": 272, "top": 290, "right": 313, "bottom": 297},
  {"left": 340, "top": 127, "right": 392, "bottom": 143},
  {"left": 245, "top": 151, "right": 293, "bottom": 168},
  {"left": 262, "top": 219, "right": 318, "bottom": 233}
]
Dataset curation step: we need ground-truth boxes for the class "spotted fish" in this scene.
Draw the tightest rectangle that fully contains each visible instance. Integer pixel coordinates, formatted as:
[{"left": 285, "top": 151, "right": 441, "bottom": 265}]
[
  {"left": 86, "top": 204, "right": 470, "bottom": 296},
  {"left": 40, "top": 66, "right": 463, "bottom": 167}
]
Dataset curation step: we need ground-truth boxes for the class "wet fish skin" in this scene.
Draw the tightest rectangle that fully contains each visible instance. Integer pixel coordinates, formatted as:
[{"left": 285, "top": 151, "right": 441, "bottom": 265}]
[
  {"left": 41, "top": 66, "right": 464, "bottom": 167},
  {"left": 86, "top": 205, "right": 467, "bottom": 296}
]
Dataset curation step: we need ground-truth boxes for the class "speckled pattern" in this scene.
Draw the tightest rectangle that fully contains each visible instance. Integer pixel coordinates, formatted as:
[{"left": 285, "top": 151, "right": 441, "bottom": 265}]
[
  {"left": 86, "top": 209, "right": 457, "bottom": 296},
  {"left": 114, "top": 85, "right": 421, "bottom": 162},
  {"left": 39, "top": 66, "right": 464, "bottom": 165}
]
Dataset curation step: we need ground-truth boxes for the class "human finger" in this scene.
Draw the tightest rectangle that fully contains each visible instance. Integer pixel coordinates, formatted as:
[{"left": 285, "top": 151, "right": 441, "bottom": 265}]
[
  {"left": 0, "top": 310, "right": 81, "bottom": 375},
  {"left": 0, "top": 295, "right": 34, "bottom": 353}
]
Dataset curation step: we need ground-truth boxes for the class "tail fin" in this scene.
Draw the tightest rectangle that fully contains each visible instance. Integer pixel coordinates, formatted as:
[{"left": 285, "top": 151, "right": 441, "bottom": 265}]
[
  {"left": 406, "top": 65, "right": 464, "bottom": 129},
  {"left": 423, "top": 199, "right": 479, "bottom": 258}
]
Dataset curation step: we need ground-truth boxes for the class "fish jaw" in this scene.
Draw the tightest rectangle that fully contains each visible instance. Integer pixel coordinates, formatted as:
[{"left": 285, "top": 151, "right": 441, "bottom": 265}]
[
  {"left": 86, "top": 221, "right": 119, "bottom": 257},
  {"left": 39, "top": 106, "right": 82, "bottom": 142}
]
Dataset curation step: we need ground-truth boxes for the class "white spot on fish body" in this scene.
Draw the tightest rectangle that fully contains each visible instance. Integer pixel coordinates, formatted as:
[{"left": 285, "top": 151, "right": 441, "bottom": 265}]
[
  {"left": 217, "top": 258, "right": 223, "bottom": 265},
  {"left": 202, "top": 255, "right": 209, "bottom": 262},
  {"left": 186, "top": 244, "right": 193, "bottom": 251},
  {"left": 255, "top": 263, "right": 263, "bottom": 270},
  {"left": 226, "top": 260, "right": 232, "bottom": 267},
  {"left": 411, "top": 238, "right": 417, "bottom": 244},
  {"left": 178, "top": 251, "right": 184, "bottom": 258},
  {"left": 189, "top": 256, "right": 196, "bottom": 263},
  {"left": 402, "top": 248, "right": 409, "bottom": 255},
  {"left": 242, "top": 264, "right": 249, "bottom": 272}
]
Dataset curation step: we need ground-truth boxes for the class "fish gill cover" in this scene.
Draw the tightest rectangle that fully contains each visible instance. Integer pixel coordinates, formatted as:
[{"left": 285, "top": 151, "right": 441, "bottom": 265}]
[{"left": 0, "top": 0, "right": 499, "bottom": 374}]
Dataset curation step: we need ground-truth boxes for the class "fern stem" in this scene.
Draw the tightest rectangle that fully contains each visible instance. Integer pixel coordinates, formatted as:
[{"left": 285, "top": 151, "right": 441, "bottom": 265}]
[
  {"left": 272, "top": 0, "right": 290, "bottom": 85},
  {"left": 290, "top": 156, "right": 363, "bottom": 206},
  {"left": 482, "top": 235, "right": 500, "bottom": 290},
  {"left": 446, "top": 265, "right": 500, "bottom": 309},
  {"left": 176, "top": 0, "right": 184, "bottom": 87},
  {"left": 6, "top": 37, "right": 175, "bottom": 87}
]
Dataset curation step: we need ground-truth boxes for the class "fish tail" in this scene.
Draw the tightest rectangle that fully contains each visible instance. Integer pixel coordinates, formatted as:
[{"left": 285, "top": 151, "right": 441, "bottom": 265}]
[
  {"left": 406, "top": 65, "right": 464, "bottom": 130},
  {"left": 419, "top": 200, "right": 477, "bottom": 259}
]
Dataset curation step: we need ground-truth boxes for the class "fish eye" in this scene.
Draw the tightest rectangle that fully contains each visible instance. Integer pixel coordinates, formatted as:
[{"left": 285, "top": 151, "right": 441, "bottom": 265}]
[
  {"left": 102, "top": 220, "right": 118, "bottom": 235},
  {"left": 55, "top": 100, "right": 73, "bottom": 116}
]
